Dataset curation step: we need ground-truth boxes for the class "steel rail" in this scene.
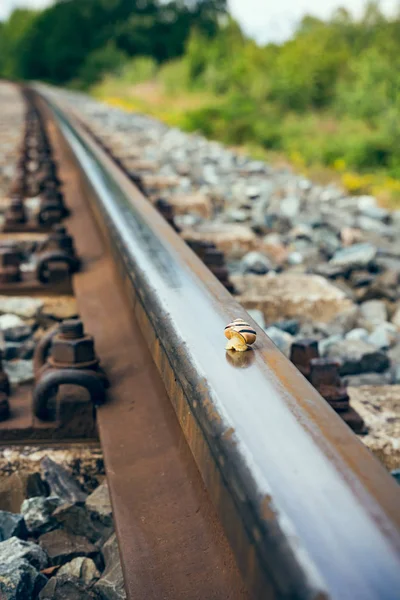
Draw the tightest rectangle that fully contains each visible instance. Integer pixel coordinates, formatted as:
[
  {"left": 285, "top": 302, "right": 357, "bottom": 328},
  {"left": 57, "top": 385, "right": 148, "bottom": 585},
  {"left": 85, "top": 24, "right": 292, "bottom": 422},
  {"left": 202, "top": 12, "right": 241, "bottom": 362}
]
[{"left": 37, "top": 86, "right": 400, "bottom": 600}]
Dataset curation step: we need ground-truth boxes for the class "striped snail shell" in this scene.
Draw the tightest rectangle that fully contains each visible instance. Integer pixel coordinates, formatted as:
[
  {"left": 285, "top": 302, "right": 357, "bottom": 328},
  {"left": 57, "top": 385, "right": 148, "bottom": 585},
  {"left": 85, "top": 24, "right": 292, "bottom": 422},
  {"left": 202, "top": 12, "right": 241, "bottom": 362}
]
[{"left": 224, "top": 318, "right": 257, "bottom": 352}]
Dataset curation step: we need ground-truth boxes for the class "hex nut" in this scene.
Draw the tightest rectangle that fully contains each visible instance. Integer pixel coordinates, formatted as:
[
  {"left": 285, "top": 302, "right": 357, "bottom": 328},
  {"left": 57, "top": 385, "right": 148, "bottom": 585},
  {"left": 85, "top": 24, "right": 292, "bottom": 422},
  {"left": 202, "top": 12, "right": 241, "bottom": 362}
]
[{"left": 51, "top": 335, "right": 96, "bottom": 365}]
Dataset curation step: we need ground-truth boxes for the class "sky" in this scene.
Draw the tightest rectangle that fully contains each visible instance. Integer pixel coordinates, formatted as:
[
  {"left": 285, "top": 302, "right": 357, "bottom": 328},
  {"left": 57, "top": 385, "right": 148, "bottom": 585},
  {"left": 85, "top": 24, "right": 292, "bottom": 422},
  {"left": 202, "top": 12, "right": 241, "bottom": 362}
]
[{"left": 0, "top": 0, "right": 399, "bottom": 43}]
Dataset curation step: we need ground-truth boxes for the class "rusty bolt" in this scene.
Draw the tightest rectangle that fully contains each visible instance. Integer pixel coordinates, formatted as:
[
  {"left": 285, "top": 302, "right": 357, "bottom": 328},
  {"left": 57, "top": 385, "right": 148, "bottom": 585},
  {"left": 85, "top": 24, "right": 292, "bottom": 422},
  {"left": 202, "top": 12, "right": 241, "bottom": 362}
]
[
  {"left": 0, "top": 246, "right": 21, "bottom": 283},
  {"left": 290, "top": 339, "right": 319, "bottom": 378},
  {"left": 50, "top": 319, "right": 98, "bottom": 368},
  {"left": 203, "top": 248, "right": 225, "bottom": 267},
  {"left": 46, "top": 225, "right": 76, "bottom": 257},
  {"left": 4, "top": 198, "right": 27, "bottom": 226},
  {"left": 309, "top": 358, "right": 350, "bottom": 411}
]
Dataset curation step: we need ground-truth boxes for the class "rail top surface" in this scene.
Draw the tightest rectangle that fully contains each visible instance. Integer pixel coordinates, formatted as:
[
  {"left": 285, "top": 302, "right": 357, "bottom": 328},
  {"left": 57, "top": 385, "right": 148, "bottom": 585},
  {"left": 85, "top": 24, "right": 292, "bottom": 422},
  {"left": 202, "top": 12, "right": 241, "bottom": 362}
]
[{"left": 37, "top": 84, "right": 400, "bottom": 600}]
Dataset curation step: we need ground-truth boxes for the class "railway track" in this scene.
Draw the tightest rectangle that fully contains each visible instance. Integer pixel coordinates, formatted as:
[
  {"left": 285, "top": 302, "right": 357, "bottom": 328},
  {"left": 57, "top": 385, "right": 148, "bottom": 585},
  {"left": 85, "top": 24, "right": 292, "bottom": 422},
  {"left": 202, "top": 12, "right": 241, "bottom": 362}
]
[{"left": 0, "top": 81, "right": 399, "bottom": 599}]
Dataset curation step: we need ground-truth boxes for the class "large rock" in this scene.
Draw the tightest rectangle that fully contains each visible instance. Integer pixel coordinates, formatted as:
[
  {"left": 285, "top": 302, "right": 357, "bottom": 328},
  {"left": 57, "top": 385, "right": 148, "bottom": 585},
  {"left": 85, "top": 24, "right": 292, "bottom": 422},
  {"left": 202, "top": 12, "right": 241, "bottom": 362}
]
[
  {"left": 167, "top": 192, "right": 212, "bottom": 219},
  {"left": 240, "top": 251, "right": 272, "bottom": 275},
  {"left": 0, "top": 537, "right": 48, "bottom": 570},
  {"left": 39, "top": 529, "right": 99, "bottom": 566},
  {"left": 85, "top": 481, "right": 113, "bottom": 528},
  {"left": 0, "top": 511, "right": 27, "bottom": 541},
  {"left": 39, "top": 574, "right": 99, "bottom": 600},
  {"left": 0, "top": 559, "right": 47, "bottom": 600},
  {"left": 358, "top": 300, "right": 388, "bottom": 331},
  {"left": 94, "top": 534, "right": 126, "bottom": 600},
  {"left": 58, "top": 556, "right": 100, "bottom": 586},
  {"left": 41, "top": 457, "right": 87, "bottom": 504},
  {"left": 330, "top": 242, "right": 377, "bottom": 269},
  {"left": 183, "top": 223, "right": 256, "bottom": 255},
  {"left": 53, "top": 503, "right": 105, "bottom": 543},
  {"left": 325, "top": 340, "right": 390, "bottom": 375},
  {"left": 368, "top": 323, "right": 399, "bottom": 349},
  {"left": 231, "top": 273, "right": 355, "bottom": 323},
  {"left": 349, "top": 385, "right": 400, "bottom": 470},
  {"left": 21, "top": 496, "right": 62, "bottom": 535}
]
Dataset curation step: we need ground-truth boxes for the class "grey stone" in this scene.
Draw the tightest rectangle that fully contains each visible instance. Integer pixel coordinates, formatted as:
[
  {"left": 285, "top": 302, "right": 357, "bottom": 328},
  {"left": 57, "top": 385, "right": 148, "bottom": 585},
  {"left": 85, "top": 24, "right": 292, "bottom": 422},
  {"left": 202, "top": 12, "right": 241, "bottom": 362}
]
[
  {"left": 41, "top": 457, "right": 87, "bottom": 504},
  {"left": 39, "top": 574, "right": 99, "bottom": 600},
  {"left": 0, "top": 296, "right": 43, "bottom": 319},
  {"left": 246, "top": 309, "right": 265, "bottom": 329},
  {"left": 280, "top": 196, "right": 300, "bottom": 219},
  {"left": 345, "top": 328, "right": 369, "bottom": 342},
  {"left": 318, "top": 335, "right": 343, "bottom": 357},
  {"left": 4, "top": 360, "right": 34, "bottom": 384},
  {"left": 356, "top": 215, "right": 390, "bottom": 234},
  {"left": 325, "top": 340, "right": 390, "bottom": 375},
  {"left": 0, "top": 511, "right": 27, "bottom": 541},
  {"left": 287, "top": 251, "right": 303, "bottom": 265},
  {"left": 0, "top": 314, "right": 32, "bottom": 342},
  {"left": 85, "top": 481, "right": 113, "bottom": 528},
  {"left": 272, "top": 319, "right": 300, "bottom": 336},
  {"left": 330, "top": 243, "right": 377, "bottom": 269},
  {"left": 357, "top": 195, "right": 378, "bottom": 212},
  {"left": 4, "top": 325, "right": 32, "bottom": 342},
  {"left": 21, "top": 496, "right": 63, "bottom": 535},
  {"left": 0, "top": 314, "right": 25, "bottom": 331},
  {"left": 39, "top": 529, "right": 99, "bottom": 567},
  {"left": 53, "top": 503, "right": 105, "bottom": 543},
  {"left": 241, "top": 251, "right": 272, "bottom": 275},
  {"left": 58, "top": 557, "right": 100, "bottom": 586},
  {"left": 0, "top": 537, "right": 48, "bottom": 570},
  {"left": 0, "top": 559, "right": 47, "bottom": 600},
  {"left": 313, "top": 227, "right": 340, "bottom": 255},
  {"left": 359, "top": 300, "right": 388, "bottom": 331},
  {"left": 225, "top": 209, "right": 249, "bottom": 223},
  {"left": 359, "top": 205, "right": 389, "bottom": 221},
  {"left": 368, "top": 323, "right": 399, "bottom": 349},
  {"left": 94, "top": 534, "right": 126, "bottom": 600},
  {"left": 245, "top": 185, "right": 261, "bottom": 199},
  {"left": 265, "top": 326, "right": 293, "bottom": 357},
  {"left": 326, "top": 305, "right": 359, "bottom": 335},
  {"left": 174, "top": 214, "right": 202, "bottom": 229}
]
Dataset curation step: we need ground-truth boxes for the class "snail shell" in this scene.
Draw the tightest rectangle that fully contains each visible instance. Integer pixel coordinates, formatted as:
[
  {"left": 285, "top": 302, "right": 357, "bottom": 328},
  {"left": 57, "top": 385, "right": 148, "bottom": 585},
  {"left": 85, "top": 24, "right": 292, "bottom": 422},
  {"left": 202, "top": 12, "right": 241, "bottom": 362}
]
[{"left": 224, "top": 318, "right": 257, "bottom": 352}]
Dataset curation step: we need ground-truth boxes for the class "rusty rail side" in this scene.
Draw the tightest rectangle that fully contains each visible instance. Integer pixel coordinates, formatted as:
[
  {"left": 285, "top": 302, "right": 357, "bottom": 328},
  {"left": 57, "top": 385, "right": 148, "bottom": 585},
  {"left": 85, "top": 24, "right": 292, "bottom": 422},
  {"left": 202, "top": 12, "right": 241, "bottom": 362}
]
[{"left": 38, "top": 86, "right": 400, "bottom": 600}]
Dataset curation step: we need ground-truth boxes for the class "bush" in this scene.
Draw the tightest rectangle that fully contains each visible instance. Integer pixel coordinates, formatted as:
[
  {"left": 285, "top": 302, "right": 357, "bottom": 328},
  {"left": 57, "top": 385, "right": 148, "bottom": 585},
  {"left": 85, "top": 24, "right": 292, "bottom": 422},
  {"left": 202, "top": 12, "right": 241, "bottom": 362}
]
[
  {"left": 77, "top": 43, "right": 128, "bottom": 89},
  {"left": 158, "top": 59, "right": 191, "bottom": 94},
  {"left": 121, "top": 56, "right": 157, "bottom": 85}
]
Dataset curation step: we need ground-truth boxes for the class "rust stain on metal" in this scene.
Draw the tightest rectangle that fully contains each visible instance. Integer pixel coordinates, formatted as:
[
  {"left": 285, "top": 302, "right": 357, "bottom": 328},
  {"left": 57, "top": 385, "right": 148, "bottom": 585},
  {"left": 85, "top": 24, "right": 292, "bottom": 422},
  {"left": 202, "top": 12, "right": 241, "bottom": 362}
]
[{"left": 39, "top": 93, "right": 249, "bottom": 600}]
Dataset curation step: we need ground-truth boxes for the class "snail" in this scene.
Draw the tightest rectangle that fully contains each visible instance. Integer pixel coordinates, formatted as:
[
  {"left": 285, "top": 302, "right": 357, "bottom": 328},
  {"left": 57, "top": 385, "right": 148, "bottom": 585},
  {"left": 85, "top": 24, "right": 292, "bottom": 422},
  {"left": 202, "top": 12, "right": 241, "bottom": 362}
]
[{"left": 224, "top": 318, "right": 257, "bottom": 352}]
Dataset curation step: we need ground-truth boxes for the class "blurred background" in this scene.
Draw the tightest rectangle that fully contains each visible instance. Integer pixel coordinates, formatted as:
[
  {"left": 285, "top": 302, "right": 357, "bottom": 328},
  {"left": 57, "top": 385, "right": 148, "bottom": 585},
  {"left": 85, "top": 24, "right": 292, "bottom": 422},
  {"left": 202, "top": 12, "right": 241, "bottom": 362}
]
[{"left": 1, "top": 0, "right": 399, "bottom": 205}]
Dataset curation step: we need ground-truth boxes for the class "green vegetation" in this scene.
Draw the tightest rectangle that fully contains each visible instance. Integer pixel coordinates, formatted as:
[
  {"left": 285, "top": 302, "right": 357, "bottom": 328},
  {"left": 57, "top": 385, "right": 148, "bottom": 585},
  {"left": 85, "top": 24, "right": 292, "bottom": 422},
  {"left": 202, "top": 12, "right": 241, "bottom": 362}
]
[
  {"left": 1, "top": 0, "right": 400, "bottom": 204},
  {"left": 0, "top": 1, "right": 226, "bottom": 84}
]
